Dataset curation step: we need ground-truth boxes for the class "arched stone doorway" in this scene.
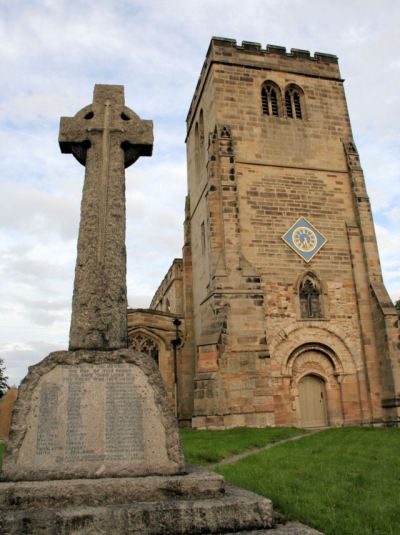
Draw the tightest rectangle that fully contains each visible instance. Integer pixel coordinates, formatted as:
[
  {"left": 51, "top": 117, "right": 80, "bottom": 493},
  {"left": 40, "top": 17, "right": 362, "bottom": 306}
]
[
  {"left": 299, "top": 374, "right": 328, "bottom": 427},
  {"left": 286, "top": 345, "right": 345, "bottom": 427},
  {"left": 277, "top": 328, "right": 365, "bottom": 427}
]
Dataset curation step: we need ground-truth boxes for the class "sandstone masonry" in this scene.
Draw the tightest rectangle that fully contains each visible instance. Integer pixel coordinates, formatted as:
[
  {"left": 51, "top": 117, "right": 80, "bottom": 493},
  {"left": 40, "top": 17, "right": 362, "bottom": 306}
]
[{"left": 128, "top": 37, "right": 400, "bottom": 429}]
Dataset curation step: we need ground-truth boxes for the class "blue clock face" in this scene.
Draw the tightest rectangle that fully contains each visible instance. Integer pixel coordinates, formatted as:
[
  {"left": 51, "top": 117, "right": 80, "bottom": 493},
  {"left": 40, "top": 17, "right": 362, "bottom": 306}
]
[
  {"left": 282, "top": 217, "right": 327, "bottom": 262},
  {"left": 292, "top": 226, "right": 317, "bottom": 252}
]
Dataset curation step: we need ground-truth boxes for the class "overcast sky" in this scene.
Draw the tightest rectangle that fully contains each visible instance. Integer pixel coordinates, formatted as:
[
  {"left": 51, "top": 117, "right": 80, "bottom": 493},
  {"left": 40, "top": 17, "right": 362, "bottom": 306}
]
[{"left": 0, "top": 0, "right": 399, "bottom": 386}]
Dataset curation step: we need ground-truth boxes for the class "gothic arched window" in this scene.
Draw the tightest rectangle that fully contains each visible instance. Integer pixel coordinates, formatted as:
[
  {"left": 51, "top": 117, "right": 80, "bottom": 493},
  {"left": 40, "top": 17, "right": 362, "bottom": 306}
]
[
  {"left": 261, "top": 82, "right": 280, "bottom": 116},
  {"left": 299, "top": 274, "right": 322, "bottom": 318},
  {"left": 285, "top": 85, "right": 304, "bottom": 119},
  {"left": 130, "top": 334, "right": 159, "bottom": 364}
]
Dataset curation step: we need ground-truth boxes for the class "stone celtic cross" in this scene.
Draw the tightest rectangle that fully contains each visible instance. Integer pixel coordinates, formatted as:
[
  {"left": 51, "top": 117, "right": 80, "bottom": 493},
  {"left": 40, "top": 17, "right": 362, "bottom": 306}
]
[{"left": 59, "top": 85, "right": 153, "bottom": 350}]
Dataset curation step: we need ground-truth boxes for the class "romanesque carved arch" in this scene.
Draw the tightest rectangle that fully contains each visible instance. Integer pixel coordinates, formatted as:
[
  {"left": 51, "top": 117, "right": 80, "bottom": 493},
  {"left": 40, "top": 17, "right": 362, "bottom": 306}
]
[
  {"left": 273, "top": 324, "right": 357, "bottom": 378},
  {"left": 282, "top": 340, "right": 348, "bottom": 427},
  {"left": 286, "top": 342, "right": 342, "bottom": 376}
]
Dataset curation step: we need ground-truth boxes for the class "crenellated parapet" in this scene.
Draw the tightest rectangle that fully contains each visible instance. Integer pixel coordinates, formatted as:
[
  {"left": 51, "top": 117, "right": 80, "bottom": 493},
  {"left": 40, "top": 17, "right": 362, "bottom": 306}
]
[
  {"left": 187, "top": 36, "right": 341, "bottom": 130},
  {"left": 209, "top": 36, "right": 338, "bottom": 63}
]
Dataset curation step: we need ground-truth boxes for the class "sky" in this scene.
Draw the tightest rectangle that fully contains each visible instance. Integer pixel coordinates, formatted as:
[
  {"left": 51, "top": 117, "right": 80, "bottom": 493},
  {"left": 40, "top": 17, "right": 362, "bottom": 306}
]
[{"left": 0, "top": 0, "right": 399, "bottom": 386}]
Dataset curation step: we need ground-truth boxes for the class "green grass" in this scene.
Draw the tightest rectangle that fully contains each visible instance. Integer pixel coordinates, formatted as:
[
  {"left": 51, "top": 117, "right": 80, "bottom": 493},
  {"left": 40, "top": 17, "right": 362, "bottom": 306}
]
[
  {"left": 179, "top": 426, "right": 307, "bottom": 465},
  {"left": 214, "top": 428, "right": 400, "bottom": 535}
]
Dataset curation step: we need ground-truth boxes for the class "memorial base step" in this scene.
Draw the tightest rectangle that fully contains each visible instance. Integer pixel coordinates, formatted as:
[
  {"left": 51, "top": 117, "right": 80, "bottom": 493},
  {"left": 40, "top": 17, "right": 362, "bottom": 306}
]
[{"left": 0, "top": 473, "right": 273, "bottom": 535}]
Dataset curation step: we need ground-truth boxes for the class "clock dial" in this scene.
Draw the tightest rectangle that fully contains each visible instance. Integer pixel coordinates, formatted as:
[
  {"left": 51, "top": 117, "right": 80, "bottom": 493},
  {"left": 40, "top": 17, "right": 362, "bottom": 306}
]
[
  {"left": 292, "top": 226, "right": 317, "bottom": 252},
  {"left": 282, "top": 217, "right": 327, "bottom": 262}
]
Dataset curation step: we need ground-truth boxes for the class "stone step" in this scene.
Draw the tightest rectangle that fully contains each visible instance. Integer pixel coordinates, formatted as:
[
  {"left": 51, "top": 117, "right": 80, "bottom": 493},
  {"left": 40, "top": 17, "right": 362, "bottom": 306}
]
[
  {"left": 1, "top": 482, "right": 273, "bottom": 535},
  {"left": 0, "top": 466, "right": 224, "bottom": 510}
]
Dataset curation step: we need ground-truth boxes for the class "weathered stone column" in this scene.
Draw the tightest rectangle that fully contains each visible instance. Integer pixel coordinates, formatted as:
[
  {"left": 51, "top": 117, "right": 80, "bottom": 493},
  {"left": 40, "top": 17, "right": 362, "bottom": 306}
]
[
  {"left": 2, "top": 85, "right": 185, "bottom": 483},
  {"left": 59, "top": 84, "right": 153, "bottom": 350}
]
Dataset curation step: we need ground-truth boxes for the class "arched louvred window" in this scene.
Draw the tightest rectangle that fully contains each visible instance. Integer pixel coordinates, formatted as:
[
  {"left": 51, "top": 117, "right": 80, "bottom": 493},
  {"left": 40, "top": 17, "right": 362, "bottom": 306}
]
[
  {"left": 299, "top": 274, "right": 322, "bottom": 318},
  {"left": 130, "top": 333, "right": 159, "bottom": 364},
  {"left": 285, "top": 90, "right": 293, "bottom": 118},
  {"left": 261, "top": 82, "right": 280, "bottom": 116},
  {"left": 285, "top": 85, "right": 304, "bottom": 119},
  {"left": 293, "top": 91, "right": 302, "bottom": 119}
]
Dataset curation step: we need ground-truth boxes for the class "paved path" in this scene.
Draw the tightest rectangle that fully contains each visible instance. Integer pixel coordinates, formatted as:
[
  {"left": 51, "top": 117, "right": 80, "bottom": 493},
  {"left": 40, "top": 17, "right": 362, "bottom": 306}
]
[{"left": 214, "top": 428, "right": 326, "bottom": 467}]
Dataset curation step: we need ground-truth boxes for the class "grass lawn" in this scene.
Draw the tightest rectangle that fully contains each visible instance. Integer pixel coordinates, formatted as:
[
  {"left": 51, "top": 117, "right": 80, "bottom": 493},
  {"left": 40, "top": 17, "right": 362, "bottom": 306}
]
[
  {"left": 179, "top": 426, "right": 307, "bottom": 465},
  {"left": 213, "top": 428, "right": 400, "bottom": 535}
]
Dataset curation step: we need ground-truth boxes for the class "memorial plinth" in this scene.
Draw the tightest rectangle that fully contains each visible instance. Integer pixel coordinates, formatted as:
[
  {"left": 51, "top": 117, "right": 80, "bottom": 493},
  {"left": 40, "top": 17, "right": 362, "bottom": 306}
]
[{"left": 2, "top": 350, "right": 184, "bottom": 481}]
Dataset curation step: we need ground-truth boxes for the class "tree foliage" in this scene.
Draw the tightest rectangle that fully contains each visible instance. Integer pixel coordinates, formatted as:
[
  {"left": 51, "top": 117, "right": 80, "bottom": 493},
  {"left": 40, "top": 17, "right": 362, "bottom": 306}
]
[
  {"left": 395, "top": 298, "right": 400, "bottom": 317},
  {"left": 0, "top": 358, "right": 9, "bottom": 398}
]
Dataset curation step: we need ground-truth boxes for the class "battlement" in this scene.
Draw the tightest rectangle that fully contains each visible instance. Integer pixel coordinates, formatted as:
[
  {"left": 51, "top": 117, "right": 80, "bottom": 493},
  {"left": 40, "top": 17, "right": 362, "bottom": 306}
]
[
  {"left": 210, "top": 36, "right": 338, "bottom": 63},
  {"left": 186, "top": 37, "right": 341, "bottom": 130}
]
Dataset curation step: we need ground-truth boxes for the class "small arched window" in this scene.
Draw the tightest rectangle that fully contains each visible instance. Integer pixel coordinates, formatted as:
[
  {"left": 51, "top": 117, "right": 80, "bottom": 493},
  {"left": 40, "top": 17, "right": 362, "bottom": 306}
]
[
  {"left": 261, "top": 82, "right": 280, "bottom": 116},
  {"left": 194, "top": 121, "right": 201, "bottom": 176},
  {"left": 130, "top": 333, "right": 159, "bottom": 364},
  {"left": 299, "top": 274, "right": 322, "bottom": 318},
  {"left": 285, "top": 85, "right": 303, "bottom": 119},
  {"left": 199, "top": 109, "right": 205, "bottom": 150}
]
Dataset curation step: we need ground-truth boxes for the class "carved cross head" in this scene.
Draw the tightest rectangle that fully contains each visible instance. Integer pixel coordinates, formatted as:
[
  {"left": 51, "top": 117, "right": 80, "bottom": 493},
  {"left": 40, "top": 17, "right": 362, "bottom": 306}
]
[{"left": 59, "top": 84, "right": 153, "bottom": 168}]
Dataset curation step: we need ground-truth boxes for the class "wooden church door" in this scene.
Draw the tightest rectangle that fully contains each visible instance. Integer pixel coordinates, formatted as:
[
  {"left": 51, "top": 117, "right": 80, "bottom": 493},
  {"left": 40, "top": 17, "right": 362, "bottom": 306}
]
[{"left": 299, "top": 375, "right": 328, "bottom": 427}]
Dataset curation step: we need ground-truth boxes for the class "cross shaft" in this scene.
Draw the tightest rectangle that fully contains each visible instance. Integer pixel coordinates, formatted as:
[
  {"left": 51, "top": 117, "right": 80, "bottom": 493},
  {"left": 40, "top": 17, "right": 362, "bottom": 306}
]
[{"left": 59, "top": 85, "right": 153, "bottom": 350}]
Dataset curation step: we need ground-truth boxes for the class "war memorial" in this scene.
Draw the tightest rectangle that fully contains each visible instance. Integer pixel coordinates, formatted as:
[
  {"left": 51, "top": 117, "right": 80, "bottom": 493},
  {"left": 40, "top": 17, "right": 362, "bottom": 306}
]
[
  {"left": 0, "top": 36, "right": 399, "bottom": 533},
  {"left": 0, "top": 84, "right": 285, "bottom": 534}
]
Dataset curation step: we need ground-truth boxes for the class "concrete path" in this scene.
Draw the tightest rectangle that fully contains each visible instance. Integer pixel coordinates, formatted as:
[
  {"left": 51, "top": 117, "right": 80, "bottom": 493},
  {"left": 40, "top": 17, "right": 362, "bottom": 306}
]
[{"left": 214, "top": 428, "right": 326, "bottom": 467}]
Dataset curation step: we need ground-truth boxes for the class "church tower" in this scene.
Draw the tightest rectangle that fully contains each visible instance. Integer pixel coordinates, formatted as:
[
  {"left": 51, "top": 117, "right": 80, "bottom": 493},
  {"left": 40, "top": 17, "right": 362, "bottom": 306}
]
[{"left": 181, "top": 37, "right": 400, "bottom": 428}]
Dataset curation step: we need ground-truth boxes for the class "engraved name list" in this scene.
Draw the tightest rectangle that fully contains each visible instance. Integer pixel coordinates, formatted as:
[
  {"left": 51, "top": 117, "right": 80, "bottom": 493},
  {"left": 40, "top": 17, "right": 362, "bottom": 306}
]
[{"left": 35, "top": 364, "right": 144, "bottom": 464}]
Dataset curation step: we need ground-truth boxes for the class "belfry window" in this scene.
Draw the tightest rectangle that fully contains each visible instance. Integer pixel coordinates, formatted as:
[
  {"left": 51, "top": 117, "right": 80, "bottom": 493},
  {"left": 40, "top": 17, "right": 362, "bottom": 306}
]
[
  {"left": 299, "top": 274, "right": 322, "bottom": 318},
  {"left": 261, "top": 83, "right": 280, "bottom": 116},
  {"left": 285, "top": 85, "right": 303, "bottom": 119}
]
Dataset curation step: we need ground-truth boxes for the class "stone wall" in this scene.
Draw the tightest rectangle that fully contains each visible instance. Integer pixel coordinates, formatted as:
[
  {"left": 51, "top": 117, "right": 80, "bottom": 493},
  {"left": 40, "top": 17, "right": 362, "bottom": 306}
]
[
  {"left": 182, "top": 38, "right": 399, "bottom": 428},
  {"left": 150, "top": 259, "right": 183, "bottom": 315},
  {"left": 127, "top": 309, "right": 184, "bottom": 413}
]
